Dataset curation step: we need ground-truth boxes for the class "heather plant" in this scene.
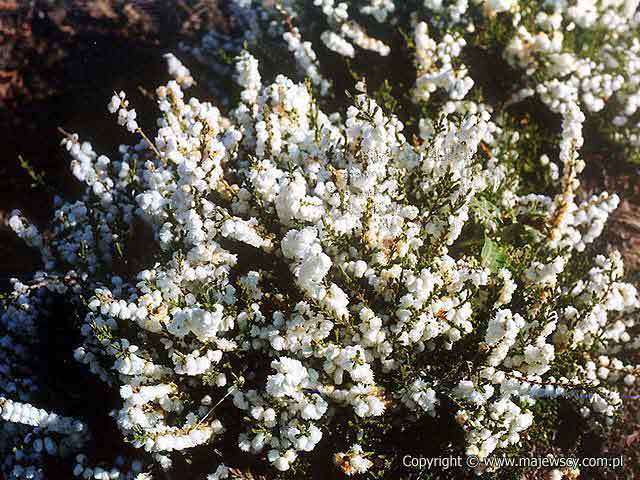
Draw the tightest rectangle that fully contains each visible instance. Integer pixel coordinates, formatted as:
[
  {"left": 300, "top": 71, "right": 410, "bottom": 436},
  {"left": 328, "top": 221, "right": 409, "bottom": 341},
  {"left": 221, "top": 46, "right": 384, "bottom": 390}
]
[{"left": 2, "top": 1, "right": 640, "bottom": 480}]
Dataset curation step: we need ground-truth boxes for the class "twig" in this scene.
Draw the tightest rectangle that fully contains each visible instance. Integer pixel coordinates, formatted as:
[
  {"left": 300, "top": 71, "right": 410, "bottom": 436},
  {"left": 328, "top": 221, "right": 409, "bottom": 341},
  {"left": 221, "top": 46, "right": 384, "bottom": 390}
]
[
  {"left": 136, "top": 127, "right": 162, "bottom": 159},
  {"left": 190, "top": 385, "right": 237, "bottom": 431},
  {"left": 57, "top": 126, "right": 74, "bottom": 139}
]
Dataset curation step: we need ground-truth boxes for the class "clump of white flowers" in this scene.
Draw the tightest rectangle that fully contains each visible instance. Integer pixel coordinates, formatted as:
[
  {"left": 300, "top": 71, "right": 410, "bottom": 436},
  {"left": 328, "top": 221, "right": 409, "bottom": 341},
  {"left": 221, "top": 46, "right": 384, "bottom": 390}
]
[{"left": 2, "top": 1, "right": 640, "bottom": 478}]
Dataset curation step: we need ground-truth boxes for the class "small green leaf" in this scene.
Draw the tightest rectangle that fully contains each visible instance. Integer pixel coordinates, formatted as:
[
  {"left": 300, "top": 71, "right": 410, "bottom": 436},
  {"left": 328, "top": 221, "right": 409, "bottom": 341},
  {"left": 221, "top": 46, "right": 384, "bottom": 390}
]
[{"left": 481, "top": 235, "right": 507, "bottom": 272}]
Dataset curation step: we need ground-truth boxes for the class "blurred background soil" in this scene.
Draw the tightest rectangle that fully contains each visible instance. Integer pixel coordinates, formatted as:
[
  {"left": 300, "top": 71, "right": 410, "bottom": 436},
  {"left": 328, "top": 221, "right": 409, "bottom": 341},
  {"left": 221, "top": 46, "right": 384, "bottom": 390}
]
[{"left": 0, "top": 2, "right": 638, "bottom": 478}]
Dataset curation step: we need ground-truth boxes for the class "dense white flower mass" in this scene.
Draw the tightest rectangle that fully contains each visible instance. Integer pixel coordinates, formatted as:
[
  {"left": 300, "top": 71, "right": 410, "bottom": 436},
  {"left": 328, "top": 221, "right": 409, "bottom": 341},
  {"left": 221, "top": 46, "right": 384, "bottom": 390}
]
[{"left": 2, "top": 0, "right": 640, "bottom": 479}]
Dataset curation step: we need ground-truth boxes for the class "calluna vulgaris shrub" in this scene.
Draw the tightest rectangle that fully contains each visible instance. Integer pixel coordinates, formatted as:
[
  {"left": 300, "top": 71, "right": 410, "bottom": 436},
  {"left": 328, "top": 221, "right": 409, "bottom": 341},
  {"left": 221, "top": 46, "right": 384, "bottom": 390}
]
[{"left": 2, "top": 0, "right": 640, "bottom": 479}]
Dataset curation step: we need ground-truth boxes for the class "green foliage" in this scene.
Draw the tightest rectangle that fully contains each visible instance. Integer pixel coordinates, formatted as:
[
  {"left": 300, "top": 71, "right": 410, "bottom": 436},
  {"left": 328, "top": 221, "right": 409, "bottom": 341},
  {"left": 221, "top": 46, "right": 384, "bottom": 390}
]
[{"left": 481, "top": 235, "right": 507, "bottom": 272}]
